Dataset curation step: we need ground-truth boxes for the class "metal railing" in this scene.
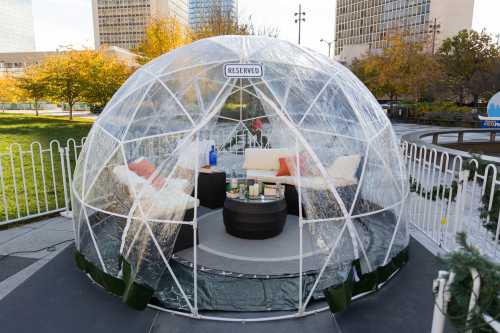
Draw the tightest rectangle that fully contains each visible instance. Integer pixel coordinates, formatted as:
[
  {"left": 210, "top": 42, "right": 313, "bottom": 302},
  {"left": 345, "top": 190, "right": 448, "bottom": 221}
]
[
  {"left": 402, "top": 140, "right": 500, "bottom": 263},
  {"left": 404, "top": 139, "right": 500, "bottom": 332},
  {"left": 0, "top": 137, "right": 85, "bottom": 226}
]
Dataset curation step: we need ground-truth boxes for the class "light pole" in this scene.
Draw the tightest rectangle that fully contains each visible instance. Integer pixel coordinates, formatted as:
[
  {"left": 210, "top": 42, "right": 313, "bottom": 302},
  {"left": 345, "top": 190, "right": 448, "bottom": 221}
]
[
  {"left": 320, "top": 38, "right": 333, "bottom": 58},
  {"left": 294, "top": 4, "right": 306, "bottom": 45},
  {"left": 428, "top": 18, "right": 441, "bottom": 54}
]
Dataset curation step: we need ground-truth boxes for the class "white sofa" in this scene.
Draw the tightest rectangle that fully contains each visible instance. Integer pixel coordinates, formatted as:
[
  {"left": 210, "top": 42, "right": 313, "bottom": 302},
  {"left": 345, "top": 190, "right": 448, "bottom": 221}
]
[
  {"left": 113, "top": 165, "right": 199, "bottom": 219},
  {"left": 243, "top": 148, "right": 361, "bottom": 190}
]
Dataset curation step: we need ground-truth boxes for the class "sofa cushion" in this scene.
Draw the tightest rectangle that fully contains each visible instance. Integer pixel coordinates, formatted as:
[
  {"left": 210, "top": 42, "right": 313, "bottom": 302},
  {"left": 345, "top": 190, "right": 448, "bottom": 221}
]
[
  {"left": 327, "top": 154, "right": 361, "bottom": 182},
  {"left": 246, "top": 168, "right": 357, "bottom": 189},
  {"left": 246, "top": 169, "right": 295, "bottom": 185},
  {"left": 243, "top": 148, "right": 292, "bottom": 171},
  {"left": 306, "top": 176, "right": 356, "bottom": 190},
  {"left": 113, "top": 166, "right": 198, "bottom": 219}
]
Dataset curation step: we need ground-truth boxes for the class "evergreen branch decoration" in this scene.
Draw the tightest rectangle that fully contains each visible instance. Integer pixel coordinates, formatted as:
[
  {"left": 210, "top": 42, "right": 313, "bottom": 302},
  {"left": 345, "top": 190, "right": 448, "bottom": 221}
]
[
  {"left": 464, "top": 156, "right": 500, "bottom": 236},
  {"left": 409, "top": 176, "right": 458, "bottom": 202},
  {"left": 442, "top": 233, "right": 500, "bottom": 332}
]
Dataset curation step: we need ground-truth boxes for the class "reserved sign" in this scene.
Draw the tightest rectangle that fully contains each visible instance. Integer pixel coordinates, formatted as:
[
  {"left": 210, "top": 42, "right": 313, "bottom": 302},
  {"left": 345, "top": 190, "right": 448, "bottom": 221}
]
[{"left": 224, "top": 63, "right": 263, "bottom": 78}]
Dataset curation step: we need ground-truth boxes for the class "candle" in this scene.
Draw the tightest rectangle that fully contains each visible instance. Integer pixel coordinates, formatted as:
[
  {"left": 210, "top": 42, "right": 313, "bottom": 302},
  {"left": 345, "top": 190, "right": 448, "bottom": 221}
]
[{"left": 249, "top": 184, "right": 258, "bottom": 197}]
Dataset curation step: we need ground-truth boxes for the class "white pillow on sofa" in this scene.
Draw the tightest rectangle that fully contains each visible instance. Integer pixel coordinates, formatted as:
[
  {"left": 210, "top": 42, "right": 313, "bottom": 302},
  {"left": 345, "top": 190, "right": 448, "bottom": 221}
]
[
  {"left": 243, "top": 148, "right": 292, "bottom": 171},
  {"left": 112, "top": 166, "right": 198, "bottom": 219},
  {"left": 327, "top": 154, "right": 361, "bottom": 182}
]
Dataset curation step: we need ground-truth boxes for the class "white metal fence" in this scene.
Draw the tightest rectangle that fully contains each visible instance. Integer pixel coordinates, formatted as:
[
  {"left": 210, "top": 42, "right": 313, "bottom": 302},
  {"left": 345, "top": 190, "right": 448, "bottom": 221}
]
[
  {"left": 2, "top": 136, "right": 499, "bottom": 263},
  {"left": 0, "top": 137, "right": 85, "bottom": 226},
  {"left": 402, "top": 141, "right": 500, "bottom": 263}
]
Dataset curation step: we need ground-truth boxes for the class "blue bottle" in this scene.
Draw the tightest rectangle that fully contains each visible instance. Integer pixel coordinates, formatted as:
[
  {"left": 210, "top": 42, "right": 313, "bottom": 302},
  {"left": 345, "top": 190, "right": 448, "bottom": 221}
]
[{"left": 209, "top": 145, "right": 217, "bottom": 167}]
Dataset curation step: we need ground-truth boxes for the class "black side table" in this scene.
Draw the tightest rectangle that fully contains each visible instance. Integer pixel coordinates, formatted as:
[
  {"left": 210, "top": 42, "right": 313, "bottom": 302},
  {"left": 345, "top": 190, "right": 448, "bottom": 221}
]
[{"left": 196, "top": 171, "right": 227, "bottom": 209}]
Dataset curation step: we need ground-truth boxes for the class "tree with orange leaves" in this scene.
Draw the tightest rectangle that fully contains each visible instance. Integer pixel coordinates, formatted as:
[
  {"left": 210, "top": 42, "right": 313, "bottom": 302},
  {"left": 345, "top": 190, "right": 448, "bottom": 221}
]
[
  {"left": 352, "top": 31, "right": 441, "bottom": 101},
  {"left": 134, "top": 17, "right": 192, "bottom": 64}
]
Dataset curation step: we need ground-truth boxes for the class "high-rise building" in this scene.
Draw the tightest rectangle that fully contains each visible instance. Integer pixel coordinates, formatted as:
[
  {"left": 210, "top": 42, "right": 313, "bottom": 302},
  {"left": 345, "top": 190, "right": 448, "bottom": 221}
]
[
  {"left": 189, "top": 0, "right": 238, "bottom": 31},
  {"left": 335, "top": 0, "right": 477, "bottom": 63},
  {"left": 0, "top": 0, "right": 35, "bottom": 52},
  {"left": 92, "top": 0, "right": 188, "bottom": 50}
]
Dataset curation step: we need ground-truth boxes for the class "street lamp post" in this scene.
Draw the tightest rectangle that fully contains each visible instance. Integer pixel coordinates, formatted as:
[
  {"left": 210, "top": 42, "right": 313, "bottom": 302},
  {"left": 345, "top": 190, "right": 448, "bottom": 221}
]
[
  {"left": 294, "top": 4, "right": 306, "bottom": 45},
  {"left": 320, "top": 38, "right": 333, "bottom": 58},
  {"left": 428, "top": 18, "right": 441, "bottom": 55}
]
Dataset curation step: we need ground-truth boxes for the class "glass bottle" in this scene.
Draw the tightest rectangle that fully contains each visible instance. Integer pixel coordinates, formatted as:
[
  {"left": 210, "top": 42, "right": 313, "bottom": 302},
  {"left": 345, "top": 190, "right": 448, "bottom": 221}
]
[
  {"left": 231, "top": 167, "right": 238, "bottom": 191},
  {"left": 209, "top": 145, "right": 217, "bottom": 167}
]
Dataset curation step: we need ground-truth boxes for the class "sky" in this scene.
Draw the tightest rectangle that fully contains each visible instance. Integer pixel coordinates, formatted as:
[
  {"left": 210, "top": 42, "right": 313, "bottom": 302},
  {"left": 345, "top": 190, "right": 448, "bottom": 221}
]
[
  {"left": 32, "top": 0, "right": 334, "bottom": 54},
  {"left": 32, "top": 0, "right": 500, "bottom": 54}
]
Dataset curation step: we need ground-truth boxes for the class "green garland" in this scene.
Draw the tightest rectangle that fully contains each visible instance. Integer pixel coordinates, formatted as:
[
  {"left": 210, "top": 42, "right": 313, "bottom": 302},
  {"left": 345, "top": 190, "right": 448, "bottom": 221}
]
[
  {"left": 410, "top": 154, "right": 500, "bottom": 238},
  {"left": 464, "top": 156, "right": 500, "bottom": 236},
  {"left": 409, "top": 176, "right": 458, "bottom": 202},
  {"left": 442, "top": 233, "right": 500, "bottom": 333}
]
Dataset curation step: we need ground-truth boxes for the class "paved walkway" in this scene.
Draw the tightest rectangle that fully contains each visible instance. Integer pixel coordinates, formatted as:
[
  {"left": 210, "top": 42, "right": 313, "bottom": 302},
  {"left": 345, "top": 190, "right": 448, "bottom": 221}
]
[
  {"left": 0, "top": 216, "right": 73, "bottom": 300},
  {"left": 391, "top": 122, "right": 446, "bottom": 139},
  {"left": 1, "top": 109, "right": 97, "bottom": 119},
  {"left": 0, "top": 216, "right": 73, "bottom": 259},
  {"left": 0, "top": 239, "right": 455, "bottom": 333}
]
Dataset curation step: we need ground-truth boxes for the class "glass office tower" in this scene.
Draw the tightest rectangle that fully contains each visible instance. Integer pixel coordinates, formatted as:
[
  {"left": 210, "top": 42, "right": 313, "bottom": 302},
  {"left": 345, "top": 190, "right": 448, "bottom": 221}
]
[
  {"left": 189, "top": 0, "right": 238, "bottom": 31},
  {"left": 0, "top": 0, "right": 35, "bottom": 52}
]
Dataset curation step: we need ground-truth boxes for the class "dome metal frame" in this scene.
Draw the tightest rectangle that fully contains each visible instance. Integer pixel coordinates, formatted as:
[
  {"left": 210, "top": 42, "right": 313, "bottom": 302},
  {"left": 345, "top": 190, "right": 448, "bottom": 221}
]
[{"left": 72, "top": 36, "right": 409, "bottom": 321}]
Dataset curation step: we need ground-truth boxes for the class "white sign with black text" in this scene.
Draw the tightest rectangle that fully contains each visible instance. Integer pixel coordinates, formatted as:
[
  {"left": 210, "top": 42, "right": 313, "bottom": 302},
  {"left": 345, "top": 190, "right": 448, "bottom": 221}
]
[{"left": 223, "top": 63, "right": 263, "bottom": 78}]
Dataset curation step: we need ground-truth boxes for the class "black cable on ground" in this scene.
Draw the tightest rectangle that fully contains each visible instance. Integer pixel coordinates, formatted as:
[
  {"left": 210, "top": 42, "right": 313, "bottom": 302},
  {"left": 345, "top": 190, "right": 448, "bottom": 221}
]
[{"left": 0, "top": 238, "right": 74, "bottom": 263}]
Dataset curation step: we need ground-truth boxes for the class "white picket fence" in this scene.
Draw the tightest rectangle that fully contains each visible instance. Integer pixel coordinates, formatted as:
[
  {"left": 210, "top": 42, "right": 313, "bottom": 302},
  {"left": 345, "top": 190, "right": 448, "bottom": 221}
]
[
  {"left": 1, "top": 136, "right": 499, "bottom": 262},
  {"left": 402, "top": 140, "right": 500, "bottom": 262},
  {"left": 0, "top": 137, "right": 85, "bottom": 226}
]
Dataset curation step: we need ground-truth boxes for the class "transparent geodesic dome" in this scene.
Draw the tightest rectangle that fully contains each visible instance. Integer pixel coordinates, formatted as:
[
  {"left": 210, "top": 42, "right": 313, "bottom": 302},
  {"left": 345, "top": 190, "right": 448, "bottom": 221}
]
[{"left": 71, "top": 35, "right": 409, "bottom": 316}]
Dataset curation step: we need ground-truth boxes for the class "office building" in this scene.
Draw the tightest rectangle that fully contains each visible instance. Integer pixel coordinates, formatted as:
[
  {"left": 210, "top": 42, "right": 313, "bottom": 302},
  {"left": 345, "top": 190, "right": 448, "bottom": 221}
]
[
  {"left": 0, "top": 0, "right": 35, "bottom": 52},
  {"left": 189, "top": 0, "right": 238, "bottom": 31},
  {"left": 0, "top": 46, "right": 139, "bottom": 77},
  {"left": 92, "top": 0, "right": 188, "bottom": 50},
  {"left": 335, "top": 0, "right": 478, "bottom": 63}
]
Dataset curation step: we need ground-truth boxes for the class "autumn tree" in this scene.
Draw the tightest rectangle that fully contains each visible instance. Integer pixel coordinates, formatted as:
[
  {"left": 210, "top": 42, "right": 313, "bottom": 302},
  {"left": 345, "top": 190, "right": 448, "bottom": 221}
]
[
  {"left": 38, "top": 49, "right": 132, "bottom": 120},
  {"left": 438, "top": 29, "right": 499, "bottom": 104},
  {"left": 16, "top": 64, "right": 48, "bottom": 116},
  {"left": 351, "top": 55, "right": 388, "bottom": 98},
  {"left": 42, "top": 50, "right": 87, "bottom": 120},
  {"left": 79, "top": 50, "right": 132, "bottom": 111},
  {"left": 134, "top": 17, "right": 192, "bottom": 64},
  {"left": 351, "top": 32, "right": 442, "bottom": 101},
  {"left": 0, "top": 76, "right": 21, "bottom": 111}
]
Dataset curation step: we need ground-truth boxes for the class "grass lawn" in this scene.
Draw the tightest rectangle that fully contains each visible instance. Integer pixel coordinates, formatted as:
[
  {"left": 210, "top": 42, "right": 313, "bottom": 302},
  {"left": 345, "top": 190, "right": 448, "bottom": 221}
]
[
  {"left": 0, "top": 114, "right": 94, "bottom": 223},
  {"left": 0, "top": 113, "right": 93, "bottom": 151}
]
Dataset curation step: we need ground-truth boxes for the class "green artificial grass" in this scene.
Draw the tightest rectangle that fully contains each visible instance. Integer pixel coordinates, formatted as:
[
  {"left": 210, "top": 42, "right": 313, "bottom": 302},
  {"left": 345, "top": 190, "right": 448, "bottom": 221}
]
[{"left": 0, "top": 114, "right": 93, "bottom": 223}]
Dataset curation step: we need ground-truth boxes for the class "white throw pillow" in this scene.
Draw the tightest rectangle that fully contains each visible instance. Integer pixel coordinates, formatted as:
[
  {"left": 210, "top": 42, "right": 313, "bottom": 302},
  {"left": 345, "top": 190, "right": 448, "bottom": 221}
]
[
  {"left": 112, "top": 166, "right": 198, "bottom": 219},
  {"left": 327, "top": 154, "right": 361, "bottom": 181},
  {"left": 243, "top": 148, "right": 292, "bottom": 171}
]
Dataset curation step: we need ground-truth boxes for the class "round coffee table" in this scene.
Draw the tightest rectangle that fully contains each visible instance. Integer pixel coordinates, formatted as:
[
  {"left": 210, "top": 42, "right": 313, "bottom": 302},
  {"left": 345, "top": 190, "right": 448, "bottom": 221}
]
[{"left": 223, "top": 196, "right": 287, "bottom": 239}]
